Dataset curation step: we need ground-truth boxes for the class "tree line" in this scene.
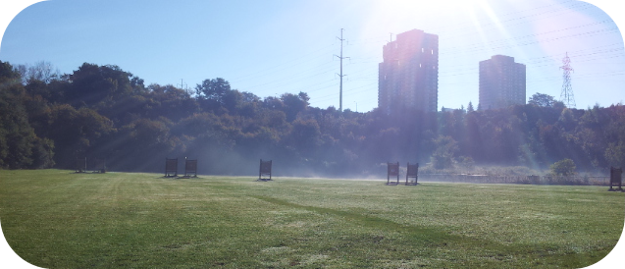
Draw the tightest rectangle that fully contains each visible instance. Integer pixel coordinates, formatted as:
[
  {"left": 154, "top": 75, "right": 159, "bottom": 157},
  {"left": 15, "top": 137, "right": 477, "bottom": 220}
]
[{"left": 1, "top": 61, "right": 623, "bottom": 177}]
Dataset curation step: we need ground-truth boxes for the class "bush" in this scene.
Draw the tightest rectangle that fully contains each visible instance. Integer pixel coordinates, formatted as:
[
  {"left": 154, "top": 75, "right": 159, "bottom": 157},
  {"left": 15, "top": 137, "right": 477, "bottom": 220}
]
[{"left": 550, "top": 159, "right": 576, "bottom": 176}]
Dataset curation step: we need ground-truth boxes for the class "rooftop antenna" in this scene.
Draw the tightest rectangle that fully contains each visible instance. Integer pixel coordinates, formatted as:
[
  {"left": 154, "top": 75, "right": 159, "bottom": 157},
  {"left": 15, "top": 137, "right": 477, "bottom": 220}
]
[
  {"left": 179, "top": 79, "right": 188, "bottom": 90},
  {"left": 559, "top": 52, "right": 576, "bottom": 108}
]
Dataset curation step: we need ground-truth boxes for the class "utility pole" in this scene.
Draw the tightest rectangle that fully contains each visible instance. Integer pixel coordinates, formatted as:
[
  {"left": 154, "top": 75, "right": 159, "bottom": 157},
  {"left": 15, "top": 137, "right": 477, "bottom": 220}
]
[
  {"left": 335, "top": 28, "right": 349, "bottom": 112},
  {"left": 559, "top": 52, "right": 576, "bottom": 108}
]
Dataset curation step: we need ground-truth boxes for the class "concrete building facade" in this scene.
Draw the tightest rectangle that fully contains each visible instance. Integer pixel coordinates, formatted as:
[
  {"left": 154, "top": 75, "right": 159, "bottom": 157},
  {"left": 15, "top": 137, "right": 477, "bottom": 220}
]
[
  {"left": 479, "top": 55, "right": 526, "bottom": 110},
  {"left": 378, "top": 29, "right": 438, "bottom": 114}
]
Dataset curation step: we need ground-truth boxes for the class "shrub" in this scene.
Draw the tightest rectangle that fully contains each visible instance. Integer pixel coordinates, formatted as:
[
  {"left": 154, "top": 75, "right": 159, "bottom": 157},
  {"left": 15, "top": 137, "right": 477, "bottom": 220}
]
[{"left": 550, "top": 158, "right": 576, "bottom": 176}]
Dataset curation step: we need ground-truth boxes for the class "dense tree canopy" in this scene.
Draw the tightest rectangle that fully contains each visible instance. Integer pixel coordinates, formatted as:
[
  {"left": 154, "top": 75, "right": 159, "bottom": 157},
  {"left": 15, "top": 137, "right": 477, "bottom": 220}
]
[
  {"left": 0, "top": 61, "right": 55, "bottom": 169},
  {"left": 1, "top": 60, "right": 624, "bottom": 177},
  {"left": 528, "top": 92, "right": 564, "bottom": 108}
]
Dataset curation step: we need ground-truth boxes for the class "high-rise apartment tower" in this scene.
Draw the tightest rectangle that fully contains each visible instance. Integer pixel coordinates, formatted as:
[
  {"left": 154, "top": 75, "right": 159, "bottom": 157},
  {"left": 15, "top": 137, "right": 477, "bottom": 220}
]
[
  {"left": 378, "top": 29, "right": 439, "bottom": 114},
  {"left": 479, "top": 55, "right": 526, "bottom": 110}
]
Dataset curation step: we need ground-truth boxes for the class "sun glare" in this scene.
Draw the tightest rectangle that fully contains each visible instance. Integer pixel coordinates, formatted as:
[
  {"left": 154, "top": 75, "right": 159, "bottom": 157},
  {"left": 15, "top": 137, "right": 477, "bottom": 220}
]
[
  {"left": 359, "top": 0, "right": 492, "bottom": 57},
  {"left": 389, "top": 0, "right": 487, "bottom": 14},
  {"left": 365, "top": 0, "right": 491, "bottom": 30}
]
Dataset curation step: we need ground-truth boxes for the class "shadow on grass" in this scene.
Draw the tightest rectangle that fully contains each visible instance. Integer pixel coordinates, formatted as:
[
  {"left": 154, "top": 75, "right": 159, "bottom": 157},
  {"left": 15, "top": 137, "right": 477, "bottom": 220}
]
[
  {"left": 160, "top": 175, "right": 202, "bottom": 180},
  {"left": 249, "top": 195, "right": 611, "bottom": 267},
  {"left": 252, "top": 195, "right": 460, "bottom": 244}
]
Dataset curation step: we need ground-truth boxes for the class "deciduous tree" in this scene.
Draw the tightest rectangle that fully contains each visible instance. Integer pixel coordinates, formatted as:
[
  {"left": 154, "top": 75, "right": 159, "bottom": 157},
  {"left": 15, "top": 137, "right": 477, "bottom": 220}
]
[{"left": 550, "top": 158, "right": 576, "bottom": 176}]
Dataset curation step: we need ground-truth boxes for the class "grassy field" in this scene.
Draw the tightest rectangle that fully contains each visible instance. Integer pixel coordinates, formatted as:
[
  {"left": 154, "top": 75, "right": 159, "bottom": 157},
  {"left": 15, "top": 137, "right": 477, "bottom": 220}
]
[{"left": 1, "top": 169, "right": 624, "bottom": 268}]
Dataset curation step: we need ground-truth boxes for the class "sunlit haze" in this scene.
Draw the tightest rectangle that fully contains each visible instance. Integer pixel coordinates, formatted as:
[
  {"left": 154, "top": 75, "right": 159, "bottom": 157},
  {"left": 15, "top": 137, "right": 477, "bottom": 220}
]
[{"left": 1, "top": 0, "right": 623, "bottom": 113}]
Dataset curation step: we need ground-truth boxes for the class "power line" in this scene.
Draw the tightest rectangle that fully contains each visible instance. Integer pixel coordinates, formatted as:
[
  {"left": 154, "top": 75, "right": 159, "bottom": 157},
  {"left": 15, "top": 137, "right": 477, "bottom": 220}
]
[
  {"left": 335, "top": 28, "right": 349, "bottom": 112},
  {"left": 218, "top": 1, "right": 622, "bottom": 112},
  {"left": 560, "top": 52, "right": 576, "bottom": 108}
]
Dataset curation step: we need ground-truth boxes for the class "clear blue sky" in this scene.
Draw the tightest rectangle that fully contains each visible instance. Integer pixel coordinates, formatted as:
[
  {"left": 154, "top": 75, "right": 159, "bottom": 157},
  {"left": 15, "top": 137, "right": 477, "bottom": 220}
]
[{"left": 1, "top": 0, "right": 624, "bottom": 113}]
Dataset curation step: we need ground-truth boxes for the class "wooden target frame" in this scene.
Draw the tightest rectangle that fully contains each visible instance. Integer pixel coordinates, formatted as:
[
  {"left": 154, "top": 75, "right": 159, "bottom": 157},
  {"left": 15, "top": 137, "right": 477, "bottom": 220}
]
[
  {"left": 258, "top": 159, "right": 272, "bottom": 181},
  {"left": 405, "top": 162, "right": 419, "bottom": 186},
  {"left": 387, "top": 162, "right": 399, "bottom": 185},
  {"left": 184, "top": 158, "right": 198, "bottom": 178},
  {"left": 165, "top": 158, "right": 178, "bottom": 177},
  {"left": 609, "top": 167, "right": 623, "bottom": 191}
]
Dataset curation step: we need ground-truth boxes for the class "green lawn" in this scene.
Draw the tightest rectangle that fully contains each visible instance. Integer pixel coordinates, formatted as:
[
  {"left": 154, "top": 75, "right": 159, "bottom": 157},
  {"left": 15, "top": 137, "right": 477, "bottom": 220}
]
[{"left": 1, "top": 169, "right": 623, "bottom": 268}]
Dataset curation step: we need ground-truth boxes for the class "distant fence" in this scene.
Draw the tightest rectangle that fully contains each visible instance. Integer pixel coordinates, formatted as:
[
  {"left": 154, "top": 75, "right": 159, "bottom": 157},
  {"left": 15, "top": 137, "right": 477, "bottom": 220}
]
[{"left": 420, "top": 175, "right": 611, "bottom": 186}]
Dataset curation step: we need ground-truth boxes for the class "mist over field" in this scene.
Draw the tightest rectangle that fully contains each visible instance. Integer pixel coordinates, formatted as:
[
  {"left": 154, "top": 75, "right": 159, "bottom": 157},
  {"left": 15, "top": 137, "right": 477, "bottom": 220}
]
[{"left": 1, "top": 61, "right": 624, "bottom": 180}]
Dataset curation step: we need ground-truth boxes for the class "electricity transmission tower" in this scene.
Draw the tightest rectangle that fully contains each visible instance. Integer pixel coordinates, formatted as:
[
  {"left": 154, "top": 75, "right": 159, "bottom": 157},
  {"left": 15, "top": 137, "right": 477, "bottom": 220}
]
[
  {"left": 559, "top": 52, "right": 576, "bottom": 108},
  {"left": 335, "top": 28, "right": 349, "bottom": 112}
]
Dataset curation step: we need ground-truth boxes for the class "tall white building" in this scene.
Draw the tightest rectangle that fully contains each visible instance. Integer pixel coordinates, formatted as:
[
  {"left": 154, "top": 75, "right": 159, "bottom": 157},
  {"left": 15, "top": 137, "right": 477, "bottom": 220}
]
[
  {"left": 479, "top": 55, "right": 526, "bottom": 110},
  {"left": 378, "top": 29, "right": 438, "bottom": 114}
]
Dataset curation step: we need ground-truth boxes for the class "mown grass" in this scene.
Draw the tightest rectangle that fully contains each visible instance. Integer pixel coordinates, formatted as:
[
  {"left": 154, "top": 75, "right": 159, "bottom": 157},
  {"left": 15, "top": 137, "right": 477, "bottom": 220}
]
[{"left": 0, "top": 169, "right": 623, "bottom": 268}]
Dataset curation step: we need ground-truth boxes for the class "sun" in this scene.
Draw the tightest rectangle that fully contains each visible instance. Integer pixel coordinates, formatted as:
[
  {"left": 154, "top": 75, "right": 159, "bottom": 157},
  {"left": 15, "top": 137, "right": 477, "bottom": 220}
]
[
  {"left": 380, "top": 0, "right": 487, "bottom": 14},
  {"left": 363, "top": 0, "right": 491, "bottom": 28},
  {"left": 359, "top": 0, "right": 490, "bottom": 38}
]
